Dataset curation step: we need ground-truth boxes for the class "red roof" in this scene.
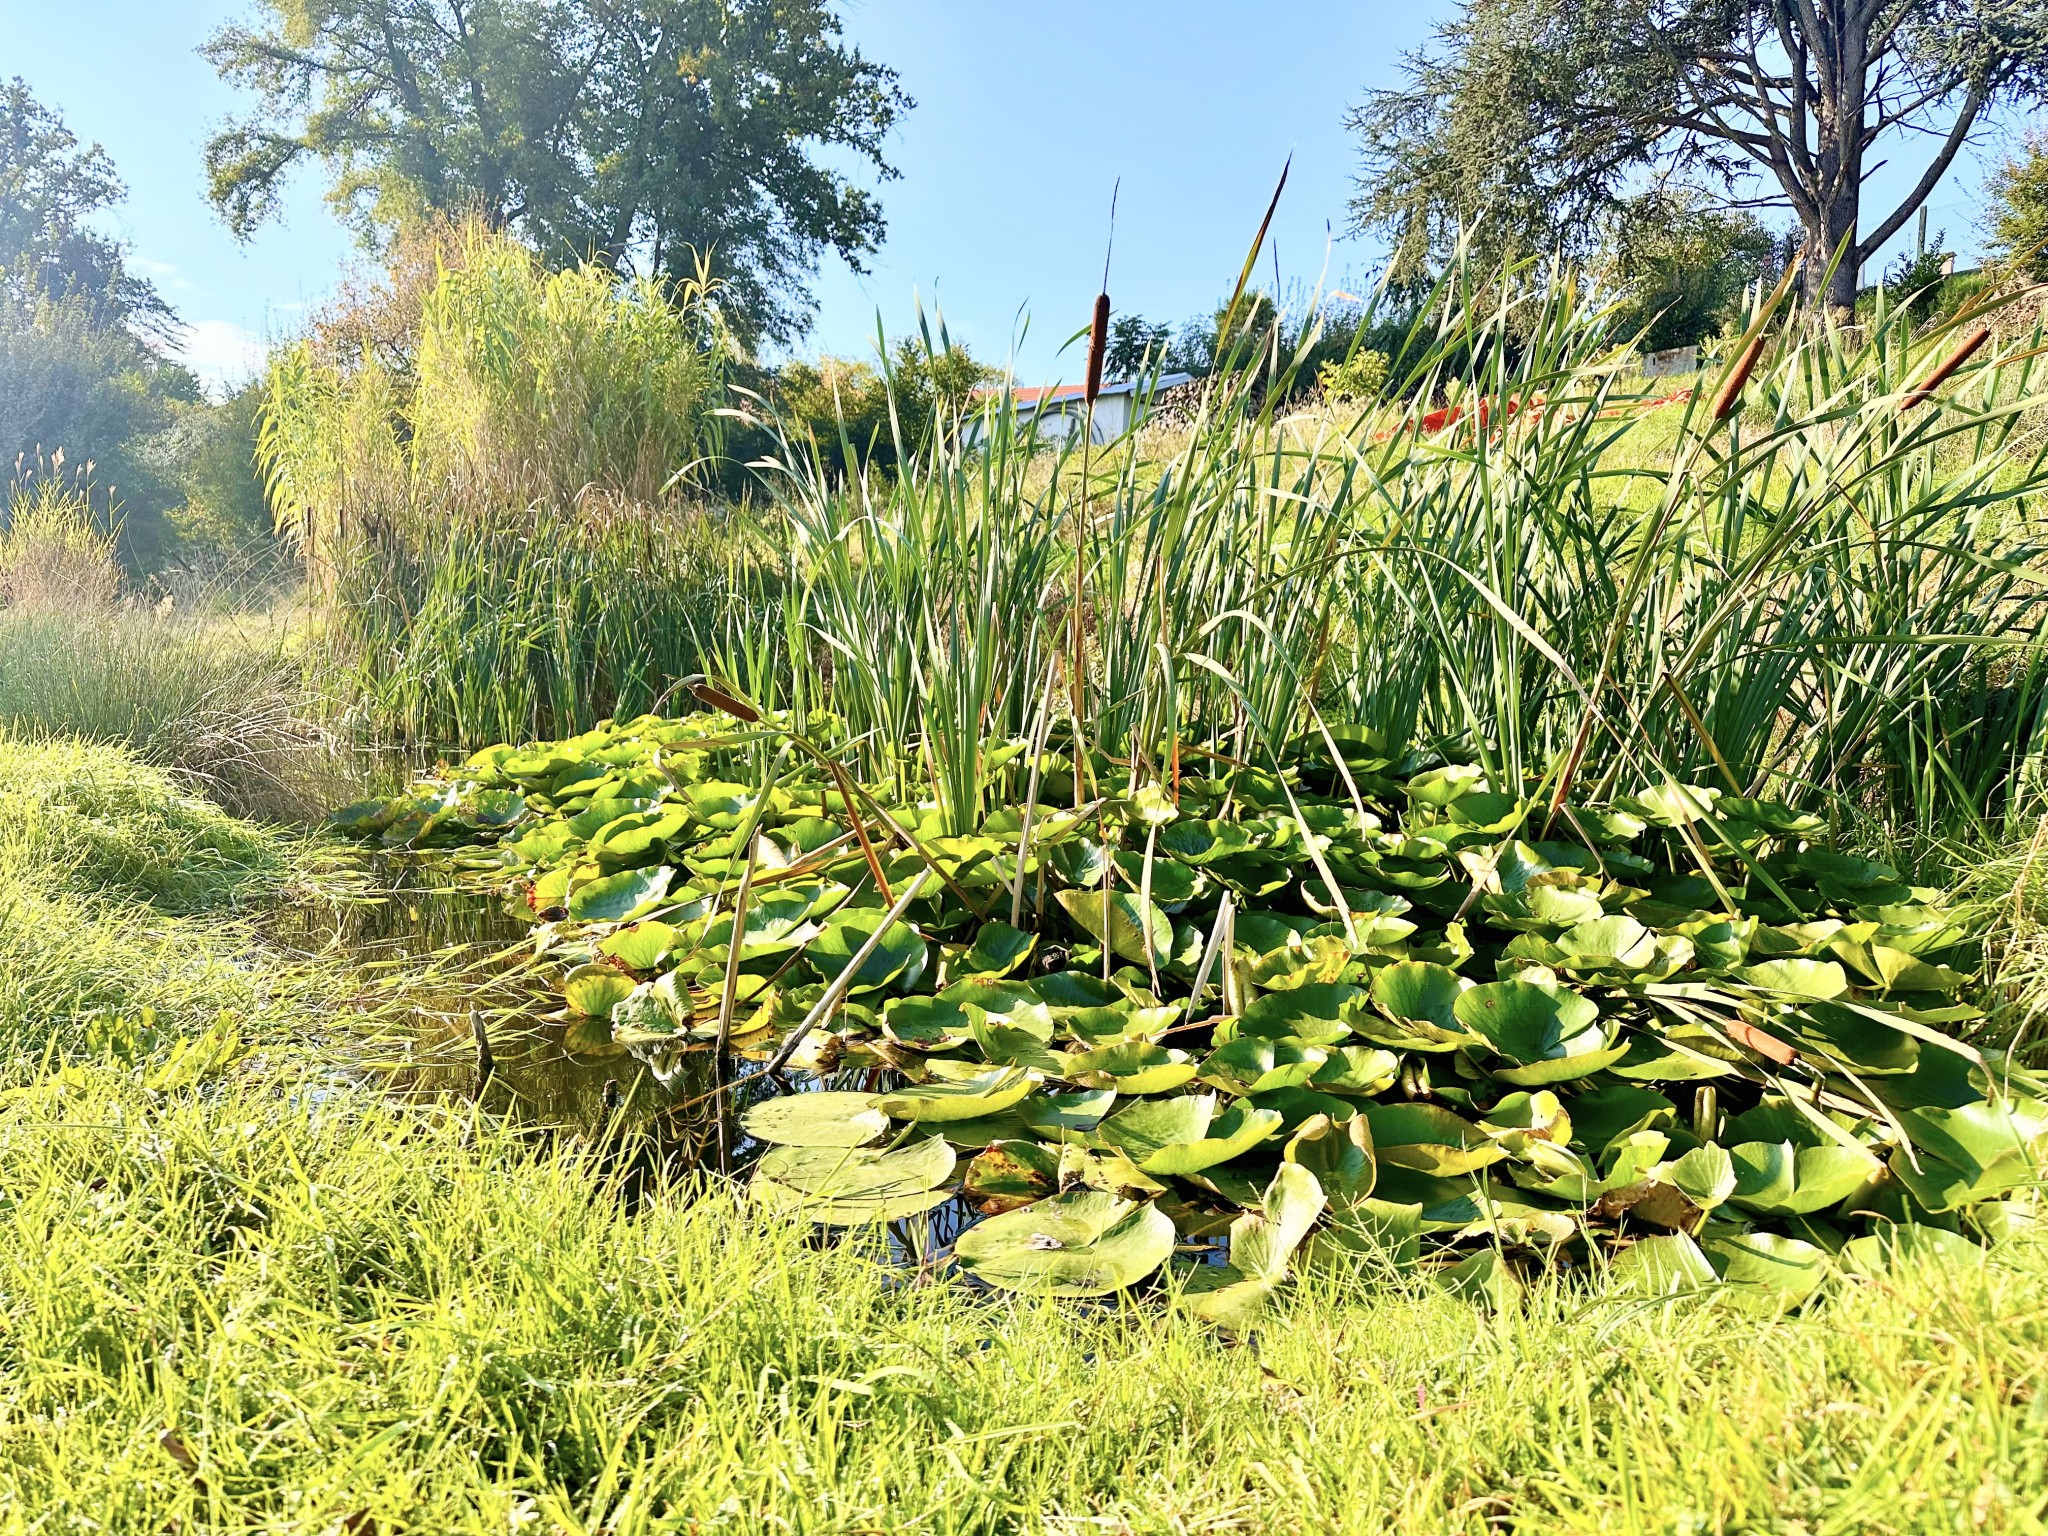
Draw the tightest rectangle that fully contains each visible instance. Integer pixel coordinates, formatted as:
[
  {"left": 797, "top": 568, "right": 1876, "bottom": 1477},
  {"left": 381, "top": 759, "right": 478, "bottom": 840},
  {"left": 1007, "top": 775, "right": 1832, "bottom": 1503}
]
[{"left": 974, "top": 384, "right": 1087, "bottom": 405}]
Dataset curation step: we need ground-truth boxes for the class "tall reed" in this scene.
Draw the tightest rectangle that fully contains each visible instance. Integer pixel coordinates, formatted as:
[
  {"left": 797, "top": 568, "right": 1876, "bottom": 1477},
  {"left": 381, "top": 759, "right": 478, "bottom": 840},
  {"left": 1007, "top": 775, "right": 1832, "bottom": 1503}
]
[
  {"left": 259, "top": 230, "right": 737, "bottom": 748},
  {"left": 714, "top": 263, "right": 2048, "bottom": 842}
]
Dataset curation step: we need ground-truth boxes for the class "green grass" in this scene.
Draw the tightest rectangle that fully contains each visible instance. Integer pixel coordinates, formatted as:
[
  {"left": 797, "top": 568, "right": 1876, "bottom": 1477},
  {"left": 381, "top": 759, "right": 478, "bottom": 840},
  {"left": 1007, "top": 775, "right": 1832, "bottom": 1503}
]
[
  {"left": 3, "top": 736, "right": 2048, "bottom": 1532},
  {"left": 0, "top": 735, "right": 314, "bottom": 1064},
  {"left": 6, "top": 1060, "right": 2048, "bottom": 1532}
]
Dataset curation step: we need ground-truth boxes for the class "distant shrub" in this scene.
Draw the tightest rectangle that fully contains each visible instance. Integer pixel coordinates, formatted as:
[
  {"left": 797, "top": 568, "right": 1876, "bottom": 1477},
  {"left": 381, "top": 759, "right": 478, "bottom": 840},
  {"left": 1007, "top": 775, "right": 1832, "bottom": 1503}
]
[
  {"left": 1885, "top": 240, "right": 1952, "bottom": 329},
  {"left": 759, "top": 339, "right": 992, "bottom": 479},
  {"left": 1317, "top": 349, "right": 1390, "bottom": 402}
]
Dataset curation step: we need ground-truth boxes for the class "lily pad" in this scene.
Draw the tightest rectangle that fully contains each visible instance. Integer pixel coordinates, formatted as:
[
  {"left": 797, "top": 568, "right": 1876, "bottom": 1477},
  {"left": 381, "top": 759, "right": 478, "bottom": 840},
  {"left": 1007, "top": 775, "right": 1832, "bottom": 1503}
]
[
  {"left": 1186, "top": 1163, "right": 1328, "bottom": 1330},
  {"left": 1728, "top": 1141, "right": 1879, "bottom": 1216},
  {"left": 1366, "top": 961, "right": 1474, "bottom": 1050},
  {"left": 1056, "top": 889, "right": 1172, "bottom": 967},
  {"left": 562, "top": 964, "right": 636, "bottom": 1018},
  {"left": 1096, "top": 1093, "right": 1284, "bottom": 1176},
  {"left": 810, "top": 906, "right": 929, "bottom": 995},
  {"left": 1702, "top": 1231, "right": 1829, "bottom": 1310},
  {"left": 1362, "top": 1103, "right": 1502, "bottom": 1177},
  {"left": 876, "top": 1065, "right": 1036, "bottom": 1123},
  {"left": 1453, "top": 981, "right": 1623, "bottom": 1084},
  {"left": 953, "top": 1190, "right": 1177, "bottom": 1296},
  {"left": 751, "top": 1135, "right": 957, "bottom": 1225},
  {"left": 741, "top": 1091, "right": 889, "bottom": 1149},
  {"left": 957, "top": 921, "right": 1037, "bottom": 979},
  {"left": 568, "top": 865, "right": 675, "bottom": 923},
  {"left": 1198, "top": 1038, "right": 1329, "bottom": 1096},
  {"left": 1065, "top": 1041, "right": 1198, "bottom": 1094}
]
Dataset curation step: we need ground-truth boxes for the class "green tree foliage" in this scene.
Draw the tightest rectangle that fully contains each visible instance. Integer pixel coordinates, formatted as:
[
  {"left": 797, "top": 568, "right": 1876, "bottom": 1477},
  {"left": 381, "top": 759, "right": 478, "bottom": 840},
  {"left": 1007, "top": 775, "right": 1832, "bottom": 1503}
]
[
  {"left": 765, "top": 339, "right": 993, "bottom": 478},
  {"left": 0, "top": 80, "right": 208, "bottom": 564},
  {"left": 204, "top": 0, "right": 911, "bottom": 345},
  {"left": 1104, "top": 315, "right": 1173, "bottom": 379},
  {"left": 1989, "top": 133, "right": 2048, "bottom": 280},
  {"left": 1604, "top": 193, "right": 1778, "bottom": 352},
  {"left": 0, "top": 77, "right": 174, "bottom": 338},
  {"left": 1349, "top": 0, "right": 2048, "bottom": 312}
]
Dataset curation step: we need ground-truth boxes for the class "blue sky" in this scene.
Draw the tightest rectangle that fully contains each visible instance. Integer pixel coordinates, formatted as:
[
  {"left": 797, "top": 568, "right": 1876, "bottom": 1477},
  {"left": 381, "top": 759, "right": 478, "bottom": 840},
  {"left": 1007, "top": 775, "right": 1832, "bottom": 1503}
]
[{"left": 0, "top": 0, "right": 2023, "bottom": 392}]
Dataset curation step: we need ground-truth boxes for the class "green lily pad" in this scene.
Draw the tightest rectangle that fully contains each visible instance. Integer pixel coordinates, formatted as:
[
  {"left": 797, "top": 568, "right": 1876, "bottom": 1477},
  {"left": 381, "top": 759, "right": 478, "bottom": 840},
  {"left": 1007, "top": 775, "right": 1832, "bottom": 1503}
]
[
  {"left": 1453, "top": 981, "right": 1622, "bottom": 1084},
  {"left": 1247, "top": 1086, "right": 1362, "bottom": 1133},
  {"left": 741, "top": 1091, "right": 889, "bottom": 1149},
  {"left": 1838, "top": 1223, "right": 1984, "bottom": 1276},
  {"left": 1065, "top": 1041, "right": 1198, "bottom": 1094},
  {"left": 1740, "top": 959, "right": 1850, "bottom": 1000},
  {"left": 1362, "top": 1103, "right": 1502, "bottom": 1177},
  {"left": 1366, "top": 961, "right": 1475, "bottom": 1050},
  {"left": 1608, "top": 1231, "right": 1716, "bottom": 1293},
  {"left": 1198, "top": 1038, "right": 1329, "bottom": 1096},
  {"left": 882, "top": 994, "right": 974, "bottom": 1050},
  {"left": 957, "top": 921, "right": 1037, "bottom": 979},
  {"left": 1056, "top": 889, "right": 1172, "bottom": 967},
  {"left": 598, "top": 921, "right": 681, "bottom": 972},
  {"left": 1096, "top": 1093, "right": 1284, "bottom": 1176},
  {"left": 1233, "top": 984, "right": 1361, "bottom": 1047},
  {"left": 953, "top": 1190, "right": 1177, "bottom": 1296},
  {"left": 1702, "top": 1231, "right": 1828, "bottom": 1311},
  {"left": 1308, "top": 1046, "right": 1402, "bottom": 1096},
  {"left": 1727, "top": 1141, "right": 1879, "bottom": 1216},
  {"left": 1018, "top": 1088, "right": 1118, "bottom": 1141},
  {"left": 562, "top": 964, "right": 636, "bottom": 1018},
  {"left": 751, "top": 1135, "right": 957, "bottom": 1225},
  {"left": 1553, "top": 915, "right": 1660, "bottom": 972},
  {"left": 877, "top": 1065, "right": 1037, "bottom": 1124},
  {"left": 569, "top": 865, "right": 675, "bottom": 922},
  {"left": 810, "top": 906, "right": 929, "bottom": 995},
  {"left": 1186, "top": 1163, "right": 1327, "bottom": 1330},
  {"left": 587, "top": 806, "right": 691, "bottom": 865}
]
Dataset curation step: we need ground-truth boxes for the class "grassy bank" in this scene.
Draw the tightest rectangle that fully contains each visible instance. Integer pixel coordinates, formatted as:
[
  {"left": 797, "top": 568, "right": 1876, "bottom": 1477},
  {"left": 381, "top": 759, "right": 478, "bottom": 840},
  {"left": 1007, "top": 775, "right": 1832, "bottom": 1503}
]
[{"left": 1, "top": 737, "right": 2046, "bottom": 1533}]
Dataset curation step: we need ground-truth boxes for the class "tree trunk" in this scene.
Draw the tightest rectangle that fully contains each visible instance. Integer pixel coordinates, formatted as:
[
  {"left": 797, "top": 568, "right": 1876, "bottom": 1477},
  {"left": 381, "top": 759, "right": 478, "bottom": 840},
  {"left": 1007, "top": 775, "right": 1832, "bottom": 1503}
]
[{"left": 1806, "top": 8, "right": 1870, "bottom": 323}]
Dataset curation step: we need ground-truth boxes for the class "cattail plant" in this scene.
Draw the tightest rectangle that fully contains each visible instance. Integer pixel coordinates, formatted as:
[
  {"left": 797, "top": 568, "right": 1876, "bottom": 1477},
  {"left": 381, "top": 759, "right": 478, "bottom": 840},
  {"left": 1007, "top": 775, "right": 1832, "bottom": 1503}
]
[{"left": 1903, "top": 325, "right": 1992, "bottom": 409}]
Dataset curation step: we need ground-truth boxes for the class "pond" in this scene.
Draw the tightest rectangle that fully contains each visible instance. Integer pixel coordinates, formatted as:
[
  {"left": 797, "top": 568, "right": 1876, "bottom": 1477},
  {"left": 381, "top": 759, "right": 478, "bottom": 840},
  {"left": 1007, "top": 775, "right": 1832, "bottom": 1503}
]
[{"left": 278, "top": 853, "right": 952, "bottom": 1200}]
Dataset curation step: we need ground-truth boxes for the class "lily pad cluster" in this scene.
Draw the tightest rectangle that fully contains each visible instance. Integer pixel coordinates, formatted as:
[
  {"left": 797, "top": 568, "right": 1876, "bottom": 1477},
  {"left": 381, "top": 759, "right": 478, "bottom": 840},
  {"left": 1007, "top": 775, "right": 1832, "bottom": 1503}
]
[{"left": 338, "top": 709, "right": 2047, "bottom": 1316}]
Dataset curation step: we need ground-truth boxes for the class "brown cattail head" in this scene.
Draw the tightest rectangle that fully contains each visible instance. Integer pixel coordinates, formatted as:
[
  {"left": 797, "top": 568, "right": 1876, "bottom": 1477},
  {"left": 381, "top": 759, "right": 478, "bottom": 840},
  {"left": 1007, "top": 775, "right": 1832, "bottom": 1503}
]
[
  {"left": 688, "top": 680, "right": 760, "bottom": 722},
  {"left": 1711, "top": 329, "right": 1770, "bottom": 422},
  {"left": 1085, "top": 293, "right": 1111, "bottom": 405},
  {"left": 1903, "top": 325, "right": 1992, "bottom": 410}
]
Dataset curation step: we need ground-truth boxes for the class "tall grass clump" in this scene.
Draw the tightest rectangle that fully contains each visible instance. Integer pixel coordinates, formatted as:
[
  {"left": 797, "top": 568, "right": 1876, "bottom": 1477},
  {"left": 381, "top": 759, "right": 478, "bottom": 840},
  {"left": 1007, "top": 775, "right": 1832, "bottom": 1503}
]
[
  {"left": 0, "top": 483, "right": 340, "bottom": 820},
  {"left": 701, "top": 263, "right": 2048, "bottom": 846},
  {"left": 260, "top": 228, "right": 742, "bottom": 748}
]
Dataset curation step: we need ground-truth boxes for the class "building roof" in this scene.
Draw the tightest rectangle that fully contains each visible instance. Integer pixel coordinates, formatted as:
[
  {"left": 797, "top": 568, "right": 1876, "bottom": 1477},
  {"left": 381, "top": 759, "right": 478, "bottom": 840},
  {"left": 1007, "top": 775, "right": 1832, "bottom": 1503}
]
[{"left": 973, "top": 373, "right": 1195, "bottom": 409}]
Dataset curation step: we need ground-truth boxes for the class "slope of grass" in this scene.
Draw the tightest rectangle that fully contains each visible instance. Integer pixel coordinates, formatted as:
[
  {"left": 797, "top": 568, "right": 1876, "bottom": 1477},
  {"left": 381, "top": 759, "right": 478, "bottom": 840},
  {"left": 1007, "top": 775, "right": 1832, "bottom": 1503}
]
[
  {"left": 1, "top": 738, "right": 2046, "bottom": 1533},
  {"left": 3, "top": 1064, "right": 2046, "bottom": 1534},
  {"left": 0, "top": 735, "right": 316, "bottom": 1067}
]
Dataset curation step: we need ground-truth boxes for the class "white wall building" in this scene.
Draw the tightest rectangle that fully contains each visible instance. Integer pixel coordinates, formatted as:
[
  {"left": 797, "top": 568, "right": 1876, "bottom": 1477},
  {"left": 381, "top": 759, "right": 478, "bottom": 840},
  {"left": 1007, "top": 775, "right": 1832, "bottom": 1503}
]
[{"left": 963, "top": 374, "right": 1194, "bottom": 447}]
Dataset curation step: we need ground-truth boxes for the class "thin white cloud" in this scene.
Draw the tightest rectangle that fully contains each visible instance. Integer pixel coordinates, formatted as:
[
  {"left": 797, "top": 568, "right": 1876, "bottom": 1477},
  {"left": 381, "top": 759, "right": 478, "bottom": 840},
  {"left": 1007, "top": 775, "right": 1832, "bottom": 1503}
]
[
  {"left": 131, "top": 255, "right": 196, "bottom": 294},
  {"left": 176, "top": 319, "right": 267, "bottom": 394}
]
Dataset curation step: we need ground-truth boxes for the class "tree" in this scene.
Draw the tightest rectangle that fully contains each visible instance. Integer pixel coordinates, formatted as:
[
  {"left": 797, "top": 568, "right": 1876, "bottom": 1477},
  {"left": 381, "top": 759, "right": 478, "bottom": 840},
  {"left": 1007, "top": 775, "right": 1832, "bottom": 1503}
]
[
  {"left": 1104, "top": 315, "right": 1172, "bottom": 379},
  {"left": 1604, "top": 192, "right": 1779, "bottom": 351},
  {"left": 1988, "top": 132, "right": 2048, "bottom": 278},
  {"left": 1349, "top": 0, "right": 2048, "bottom": 314},
  {"left": 204, "top": 0, "right": 911, "bottom": 345},
  {"left": 0, "top": 78, "right": 173, "bottom": 339}
]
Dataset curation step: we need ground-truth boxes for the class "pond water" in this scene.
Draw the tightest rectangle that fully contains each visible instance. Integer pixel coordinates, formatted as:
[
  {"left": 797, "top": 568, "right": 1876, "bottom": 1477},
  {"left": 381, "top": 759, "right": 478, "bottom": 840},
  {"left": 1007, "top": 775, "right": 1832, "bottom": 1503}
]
[
  {"left": 276, "top": 852, "right": 906, "bottom": 1170},
  {"left": 277, "top": 850, "right": 1204, "bottom": 1271}
]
